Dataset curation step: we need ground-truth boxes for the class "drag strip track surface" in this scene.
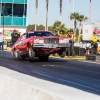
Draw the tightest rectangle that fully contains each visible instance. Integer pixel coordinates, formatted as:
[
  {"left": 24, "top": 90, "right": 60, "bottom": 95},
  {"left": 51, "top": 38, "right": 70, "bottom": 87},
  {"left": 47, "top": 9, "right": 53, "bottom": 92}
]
[{"left": 0, "top": 51, "right": 100, "bottom": 95}]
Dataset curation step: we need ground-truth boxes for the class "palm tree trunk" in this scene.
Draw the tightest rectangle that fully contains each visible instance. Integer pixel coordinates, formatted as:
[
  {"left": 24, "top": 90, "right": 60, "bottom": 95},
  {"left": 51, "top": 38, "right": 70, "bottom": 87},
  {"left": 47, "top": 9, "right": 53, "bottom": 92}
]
[
  {"left": 68, "top": 0, "right": 72, "bottom": 30},
  {"left": 35, "top": 0, "right": 38, "bottom": 31},
  {"left": 74, "top": 19, "right": 77, "bottom": 37},
  {"left": 78, "top": 23, "right": 81, "bottom": 43},
  {"left": 45, "top": 0, "right": 49, "bottom": 31},
  {"left": 89, "top": 0, "right": 92, "bottom": 24},
  {"left": 60, "top": 0, "right": 62, "bottom": 23}
]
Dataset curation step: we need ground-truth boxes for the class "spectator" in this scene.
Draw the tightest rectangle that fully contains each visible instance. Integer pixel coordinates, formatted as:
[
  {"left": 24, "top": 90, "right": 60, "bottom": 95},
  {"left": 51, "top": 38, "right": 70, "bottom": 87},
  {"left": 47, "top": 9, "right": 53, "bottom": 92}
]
[
  {"left": 0, "top": 32, "right": 5, "bottom": 51},
  {"left": 55, "top": 30, "right": 60, "bottom": 36},
  {"left": 66, "top": 31, "right": 71, "bottom": 38},
  {"left": 67, "top": 30, "right": 76, "bottom": 56},
  {"left": 11, "top": 29, "right": 20, "bottom": 46},
  {"left": 90, "top": 32, "right": 99, "bottom": 54}
]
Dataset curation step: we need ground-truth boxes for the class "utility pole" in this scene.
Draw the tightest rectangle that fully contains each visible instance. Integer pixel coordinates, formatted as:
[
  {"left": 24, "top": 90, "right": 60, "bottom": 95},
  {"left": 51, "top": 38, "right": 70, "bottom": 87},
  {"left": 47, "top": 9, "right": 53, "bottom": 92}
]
[
  {"left": 89, "top": 0, "right": 92, "bottom": 24},
  {"left": 3, "top": 14, "right": 4, "bottom": 35},
  {"left": 2, "top": 6, "right": 5, "bottom": 35}
]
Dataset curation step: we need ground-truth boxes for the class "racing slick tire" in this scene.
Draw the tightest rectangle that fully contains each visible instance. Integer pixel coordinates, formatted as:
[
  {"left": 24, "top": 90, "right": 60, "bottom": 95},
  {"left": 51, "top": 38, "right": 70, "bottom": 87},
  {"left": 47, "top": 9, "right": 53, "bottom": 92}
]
[
  {"left": 28, "top": 46, "right": 35, "bottom": 59},
  {"left": 39, "top": 55, "right": 49, "bottom": 62},
  {"left": 14, "top": 50, "right": 23, "bottom": 60}
]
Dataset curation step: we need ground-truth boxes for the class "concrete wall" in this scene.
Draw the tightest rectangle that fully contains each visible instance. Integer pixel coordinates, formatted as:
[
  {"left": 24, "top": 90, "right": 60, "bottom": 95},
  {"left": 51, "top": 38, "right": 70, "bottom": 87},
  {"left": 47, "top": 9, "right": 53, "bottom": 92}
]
[
  {"left": 0, "top": 74, "right": 60, "bottom": 100},
  {"left": 0, "top": 66, "right": 100, "bottom": 100}
]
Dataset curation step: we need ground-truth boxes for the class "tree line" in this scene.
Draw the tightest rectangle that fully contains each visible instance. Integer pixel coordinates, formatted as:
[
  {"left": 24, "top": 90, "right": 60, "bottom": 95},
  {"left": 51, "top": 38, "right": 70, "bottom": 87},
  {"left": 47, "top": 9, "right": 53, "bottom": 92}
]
[{"left": 26, "top": 12, "right": 88, "bottom": 42}]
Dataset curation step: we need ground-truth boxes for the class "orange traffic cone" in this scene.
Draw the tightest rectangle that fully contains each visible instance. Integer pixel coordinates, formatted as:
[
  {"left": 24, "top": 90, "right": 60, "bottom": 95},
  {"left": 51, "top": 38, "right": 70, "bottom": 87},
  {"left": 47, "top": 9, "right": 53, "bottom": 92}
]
[{"left": 85, "top": 50, "right": 90, "bottom": 55}]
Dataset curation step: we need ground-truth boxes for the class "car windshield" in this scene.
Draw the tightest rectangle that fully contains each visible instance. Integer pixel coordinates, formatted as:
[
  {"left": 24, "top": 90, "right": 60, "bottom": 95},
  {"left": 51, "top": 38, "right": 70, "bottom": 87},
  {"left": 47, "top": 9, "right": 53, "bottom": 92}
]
[{"left": 28, "top": 32, "right": 54, "bottom": 37}]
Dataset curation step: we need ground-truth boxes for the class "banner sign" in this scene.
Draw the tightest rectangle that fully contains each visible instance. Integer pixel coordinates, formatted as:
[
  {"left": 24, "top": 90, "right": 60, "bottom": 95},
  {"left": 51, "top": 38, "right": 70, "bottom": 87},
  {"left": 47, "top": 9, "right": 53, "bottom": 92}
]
[{"left": 3, "top": 30, "right": 19, "bottom": 36}]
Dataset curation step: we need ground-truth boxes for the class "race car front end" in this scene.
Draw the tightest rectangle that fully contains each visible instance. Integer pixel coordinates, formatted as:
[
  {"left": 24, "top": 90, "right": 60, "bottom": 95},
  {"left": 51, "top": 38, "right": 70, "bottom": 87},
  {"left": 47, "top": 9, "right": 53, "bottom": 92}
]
[
  {"left": 32, "top": 36, "right": 70, "bottom": 57},
  {"left": 33, "top": 36, "right": 70, "bottom": 48}
]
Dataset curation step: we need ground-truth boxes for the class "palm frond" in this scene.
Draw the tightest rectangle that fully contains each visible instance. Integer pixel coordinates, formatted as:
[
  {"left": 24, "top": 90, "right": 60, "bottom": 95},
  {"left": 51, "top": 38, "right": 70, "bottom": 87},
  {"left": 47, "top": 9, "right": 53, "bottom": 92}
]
[
  {"left": 77, "top": 15, "right": 88, "bottom": 22},
  {"left": 70, "top": 12, "right": 79, "bottom": 20}
]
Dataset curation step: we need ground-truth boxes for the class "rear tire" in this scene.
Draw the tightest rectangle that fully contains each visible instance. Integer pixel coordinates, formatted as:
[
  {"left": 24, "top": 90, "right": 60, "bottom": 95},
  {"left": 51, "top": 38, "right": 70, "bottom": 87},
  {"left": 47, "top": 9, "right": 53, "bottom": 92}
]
[{"left": 14, "top": 50, "right": 23, "bottom": 60}]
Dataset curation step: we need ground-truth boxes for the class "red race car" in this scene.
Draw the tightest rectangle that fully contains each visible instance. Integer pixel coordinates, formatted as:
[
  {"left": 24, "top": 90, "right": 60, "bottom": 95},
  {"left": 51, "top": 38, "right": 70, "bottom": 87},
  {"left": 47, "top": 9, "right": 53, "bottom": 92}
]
[{"left": 11, "top": 31, "right": 70, "bottom": 61}]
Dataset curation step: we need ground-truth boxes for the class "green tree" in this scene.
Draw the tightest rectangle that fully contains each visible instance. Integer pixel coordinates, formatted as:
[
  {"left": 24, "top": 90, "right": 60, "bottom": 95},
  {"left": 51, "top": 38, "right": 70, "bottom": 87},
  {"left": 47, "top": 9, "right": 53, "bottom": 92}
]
[
  {"left": 37, "top": 24, "right": 45, "bottom": 30},
  {"left": 26, "top": 24, "right": 35, "bottom": 31},
  {"left": 48, "top": 26, "right": 53, "bottom": 33},
  {"left": 52, "top": 21, "right": 65, "bottom": 35},
  {"left": 70, "top": 12, "right": 79, "bottom": 36},
  {"left": 77, "top": 15, "right": 88, "bottom": 42}
]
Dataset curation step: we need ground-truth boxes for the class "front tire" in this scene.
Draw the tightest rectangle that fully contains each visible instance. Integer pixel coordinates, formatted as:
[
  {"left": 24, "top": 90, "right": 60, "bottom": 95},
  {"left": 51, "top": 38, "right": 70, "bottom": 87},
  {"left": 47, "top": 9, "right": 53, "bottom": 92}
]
[
  {"left": 59, "top": 48, "right": 66, "bottom": 58},
  {"left": 59, "top": 52, "right": 66, "bottom": 58},
  {"left": 28, "top": 46, "right": 35, "bottom": 59}
]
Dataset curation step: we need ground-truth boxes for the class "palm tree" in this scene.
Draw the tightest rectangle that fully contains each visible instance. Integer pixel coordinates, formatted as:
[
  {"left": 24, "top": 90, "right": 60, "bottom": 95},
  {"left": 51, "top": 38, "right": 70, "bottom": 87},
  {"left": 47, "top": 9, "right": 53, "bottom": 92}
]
[
  {"left": 70, "top": 12, "right": 79, "bottom": 36},
  {"left": 77, "top": 15, "right": 88, "bottom": 42},
  {"left": 60, "top": 0, "right": 62, "bottom": 23},
  {"left": 45, "top": 0, "right": 49, "bottom": 31},
  {"left": 52, "top": 21, "right": 65, "bottom": 35},
  {"left": 35, "top": 0, "right": 38, "bottom": 31},
  {"left": 68, "top": 0, "right": 72, "bottom": 30}
]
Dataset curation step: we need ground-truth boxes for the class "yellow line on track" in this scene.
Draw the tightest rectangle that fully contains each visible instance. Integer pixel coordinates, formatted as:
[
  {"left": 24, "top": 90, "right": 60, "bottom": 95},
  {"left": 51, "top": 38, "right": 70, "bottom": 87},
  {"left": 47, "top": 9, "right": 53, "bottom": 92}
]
[{"left": 50, "top": 56, "right": 85, "bottom": 60}]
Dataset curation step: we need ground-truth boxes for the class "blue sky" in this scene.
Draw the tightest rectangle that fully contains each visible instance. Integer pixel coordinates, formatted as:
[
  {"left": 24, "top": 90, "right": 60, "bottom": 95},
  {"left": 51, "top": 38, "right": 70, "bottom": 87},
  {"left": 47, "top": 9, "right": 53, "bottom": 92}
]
[{"left": 27, "top": 0, "right": 100, "bottom": 28}]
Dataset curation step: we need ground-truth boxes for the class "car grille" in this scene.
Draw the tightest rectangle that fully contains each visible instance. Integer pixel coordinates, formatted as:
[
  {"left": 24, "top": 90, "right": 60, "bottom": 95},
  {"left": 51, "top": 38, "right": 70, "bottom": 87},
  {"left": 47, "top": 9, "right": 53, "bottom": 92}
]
[{"left": 44, "top": 38, "right": 59, "bottom": 44}]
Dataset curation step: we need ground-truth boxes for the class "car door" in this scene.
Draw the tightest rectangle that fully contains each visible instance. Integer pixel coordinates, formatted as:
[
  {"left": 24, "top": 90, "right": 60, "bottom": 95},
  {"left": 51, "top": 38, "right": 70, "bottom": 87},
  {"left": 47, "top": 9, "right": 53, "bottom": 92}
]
[
  {"left": 14, "top": 37, "right": 21, "bottom": 50},
  {"left": 18, "top": 33, "right": 27, "bottom": 51}
]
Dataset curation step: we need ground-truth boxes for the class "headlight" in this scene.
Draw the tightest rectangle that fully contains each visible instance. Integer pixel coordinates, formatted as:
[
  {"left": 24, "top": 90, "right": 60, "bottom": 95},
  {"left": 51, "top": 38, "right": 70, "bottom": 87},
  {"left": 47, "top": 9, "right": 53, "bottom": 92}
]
[{"left": 34, "top": 38, "right": 39, "bottom": 43}]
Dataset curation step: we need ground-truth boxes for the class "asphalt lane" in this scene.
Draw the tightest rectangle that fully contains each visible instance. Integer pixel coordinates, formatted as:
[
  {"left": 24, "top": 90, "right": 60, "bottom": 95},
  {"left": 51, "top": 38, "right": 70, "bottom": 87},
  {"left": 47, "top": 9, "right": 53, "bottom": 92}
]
[{"left": 0, "top": 51, "right": 100, "bottom": 95}]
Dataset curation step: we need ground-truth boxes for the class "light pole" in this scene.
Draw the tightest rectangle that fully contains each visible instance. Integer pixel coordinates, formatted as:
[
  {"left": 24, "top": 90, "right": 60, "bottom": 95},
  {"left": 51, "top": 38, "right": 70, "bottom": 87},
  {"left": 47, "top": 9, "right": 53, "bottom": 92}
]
[
  {"left": 2, "top": 14, "right": 4, "bottom": 35},
  {"left": 2, "top": 6, "right": 5, "bottom": 35}
]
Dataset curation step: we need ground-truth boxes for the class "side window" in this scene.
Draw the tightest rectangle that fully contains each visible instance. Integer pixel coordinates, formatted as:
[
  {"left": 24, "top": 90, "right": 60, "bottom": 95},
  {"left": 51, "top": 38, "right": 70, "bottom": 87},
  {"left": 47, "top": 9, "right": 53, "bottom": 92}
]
[
  {"left": 26, "top": 33, "right": 29, "bottom": 38},
  {"left": 17, "top": 37, "right": 20, "bottom": 41},
  {"left": 20, "top": 34, "right": 26, "bottom": 40}
]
